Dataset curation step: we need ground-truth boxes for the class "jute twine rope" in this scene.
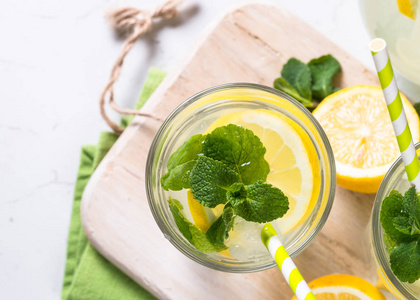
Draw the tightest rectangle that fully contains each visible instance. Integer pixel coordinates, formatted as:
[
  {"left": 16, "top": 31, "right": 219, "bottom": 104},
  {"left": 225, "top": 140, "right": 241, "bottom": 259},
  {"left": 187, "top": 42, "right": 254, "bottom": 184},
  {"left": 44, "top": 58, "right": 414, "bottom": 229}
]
[{"left": 100, "top": 0, "right": 184, "bottom": 134}]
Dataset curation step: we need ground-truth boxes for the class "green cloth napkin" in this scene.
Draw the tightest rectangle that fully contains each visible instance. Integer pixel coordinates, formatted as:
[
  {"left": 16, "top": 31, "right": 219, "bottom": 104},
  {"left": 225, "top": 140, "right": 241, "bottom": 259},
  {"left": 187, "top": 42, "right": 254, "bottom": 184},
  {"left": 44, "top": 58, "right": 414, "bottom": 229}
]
[{"left": 61, "top": 68, "right": 166, "bottom": 300}]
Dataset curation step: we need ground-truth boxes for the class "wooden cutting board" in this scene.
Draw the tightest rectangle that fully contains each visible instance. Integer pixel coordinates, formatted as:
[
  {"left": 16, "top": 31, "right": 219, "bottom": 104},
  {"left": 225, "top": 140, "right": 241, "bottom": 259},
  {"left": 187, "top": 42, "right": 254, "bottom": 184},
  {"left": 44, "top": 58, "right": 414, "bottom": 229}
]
[{"left": 81, "top": 3, "right": 383, "bottom": 299}]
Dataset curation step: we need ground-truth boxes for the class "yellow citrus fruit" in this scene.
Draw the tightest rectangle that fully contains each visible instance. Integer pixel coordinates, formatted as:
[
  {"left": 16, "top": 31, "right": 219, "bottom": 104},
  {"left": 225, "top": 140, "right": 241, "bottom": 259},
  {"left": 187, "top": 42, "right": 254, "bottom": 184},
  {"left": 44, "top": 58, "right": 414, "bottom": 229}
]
[
  {"left": 397, "top": 0, "right": 418, "bottom": 19},
  {"left": 188, "top": 191, "right": 232, "bottom": 257},
  {"left": 200, "top": 109, "right": 320, "bottom": 234},
  {"left": 188, "top": 190, "right": 222, "bottom": 232},
  {"left": 313, "top": 85, "right": 420, "bottom": 194},
  {"left": 292, "top": 274, "right": 386, "bottom": 300}
]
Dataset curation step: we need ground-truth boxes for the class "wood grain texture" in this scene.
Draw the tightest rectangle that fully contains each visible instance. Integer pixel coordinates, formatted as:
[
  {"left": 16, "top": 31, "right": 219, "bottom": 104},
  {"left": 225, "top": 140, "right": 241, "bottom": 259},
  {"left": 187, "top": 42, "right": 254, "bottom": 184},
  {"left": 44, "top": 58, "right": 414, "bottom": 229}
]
[{"left": 81, "top": 3, "right": 381, "bottom": 299}]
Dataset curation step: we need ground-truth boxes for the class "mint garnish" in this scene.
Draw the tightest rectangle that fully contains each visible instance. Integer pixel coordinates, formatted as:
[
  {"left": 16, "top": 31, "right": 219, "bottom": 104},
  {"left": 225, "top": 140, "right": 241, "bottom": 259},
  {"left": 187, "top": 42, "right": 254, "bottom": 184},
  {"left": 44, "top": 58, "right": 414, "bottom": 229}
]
[
  {"left": 228, "top": 181, "right": 289, "bottom": 223},
  {"left": 206, "top": 205, "right": 235, "bottom": 249},
  {"left": 383, "top": 233, "right": 398, "bottom": 254},
  {"left": 163, "top": 124, "right": 289, "bottom": 252},
  {"left": 161, "top": 134, "right": 204, "bottom": 191},
  {"left": 168, "top": 198, "right": 225, "bottom": 252},
  {"left": 380, "top": 187, "right": 420, "bottom": 283},
  {"left": 403, "top": 186, "right": 420, "bottom": 227},
  {"left": 161, "top": 160, "right": 197, "bottom": 191},
  {"left": 273, "top": 55, "right": 341, "bottom": 110},
  {"left": 202, "top": 124, "right": 269, "bottom": 185},
  {"left": 380, "top": 190, "right": 414, "bottom": 244},
  {"left": 393, "top": 216, "right": 415, "bottom": 235},
  {"left": 169, "top": 198, "right": 192, "bottom": 241},
  {"left": 390, "top": 240, "right": 420, "bottom": 283},
  {"left": 189, "top": 156, "right": 239, "bottom": 208}
]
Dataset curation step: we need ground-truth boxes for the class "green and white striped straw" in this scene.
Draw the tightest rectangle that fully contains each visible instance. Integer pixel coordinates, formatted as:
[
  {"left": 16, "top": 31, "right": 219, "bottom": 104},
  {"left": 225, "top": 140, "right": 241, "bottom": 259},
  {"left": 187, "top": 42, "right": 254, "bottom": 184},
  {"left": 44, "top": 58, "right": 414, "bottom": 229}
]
[
  {"left": 261, "top": 224, "right": 316, "bottom": 300},
  {"left": 370, "top": 38, "right": 420, "bottom": 189}
]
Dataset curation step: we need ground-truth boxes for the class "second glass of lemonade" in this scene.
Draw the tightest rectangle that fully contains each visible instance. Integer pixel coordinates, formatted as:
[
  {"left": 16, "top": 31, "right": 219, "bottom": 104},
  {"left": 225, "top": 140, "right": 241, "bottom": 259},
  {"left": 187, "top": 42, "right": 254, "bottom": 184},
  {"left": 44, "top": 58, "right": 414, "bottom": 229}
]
[
  {"left": 360, "top": 0, "right": 420, "bottom": 86},
  {"left": 146, "top": 83, "right": 336, "bottom": 272},
  {"left": 372, "top": 143, "right": 420, "bottom": 299}
]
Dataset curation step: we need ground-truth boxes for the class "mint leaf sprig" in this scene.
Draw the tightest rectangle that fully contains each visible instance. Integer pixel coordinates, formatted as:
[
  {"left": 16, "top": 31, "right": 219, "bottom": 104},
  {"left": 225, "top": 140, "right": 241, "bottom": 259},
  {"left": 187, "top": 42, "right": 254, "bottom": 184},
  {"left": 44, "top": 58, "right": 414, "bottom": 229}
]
[
  {"left": 380, "top": 187, "right": 420, "bottom": 283},
  {"left": 162, "top": 124, "right": 289, "bottom": 251},
  {"left": 274, "top": 55, "right": 341, "bottom": 111},
  {"left": 190, "top": 156, "right": 289, "bottom": 223},
  {"left": 161, "top": 134, "right": 204, "bottom": 191},
  {"left": 168, "top": 198, "right": 226, "bottom": 252},
  {"left": 202, "top": 124, "right": 269, "bottom": 185}
]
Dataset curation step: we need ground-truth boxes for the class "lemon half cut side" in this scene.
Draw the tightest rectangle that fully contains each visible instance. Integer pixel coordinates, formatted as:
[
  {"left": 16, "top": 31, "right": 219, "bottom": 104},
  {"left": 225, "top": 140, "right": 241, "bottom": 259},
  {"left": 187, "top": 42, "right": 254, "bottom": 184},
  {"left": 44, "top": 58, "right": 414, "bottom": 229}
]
[
  {"left": 313, "top": 85, "right": 420, "bottom": 193},
  {"left": 292, "top": 274, "right": 386, "bottom": 300}
]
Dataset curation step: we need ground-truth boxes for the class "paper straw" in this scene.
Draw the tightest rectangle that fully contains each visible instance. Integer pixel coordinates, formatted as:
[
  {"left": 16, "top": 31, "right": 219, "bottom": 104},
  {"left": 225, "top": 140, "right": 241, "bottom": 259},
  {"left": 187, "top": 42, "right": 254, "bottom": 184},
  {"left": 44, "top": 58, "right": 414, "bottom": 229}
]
[
  {"left": 370, "top": 38, "right": 420, "bottom": 189},
  {"left": 261, "top": 224, "right": 316, "bottom": 300}
]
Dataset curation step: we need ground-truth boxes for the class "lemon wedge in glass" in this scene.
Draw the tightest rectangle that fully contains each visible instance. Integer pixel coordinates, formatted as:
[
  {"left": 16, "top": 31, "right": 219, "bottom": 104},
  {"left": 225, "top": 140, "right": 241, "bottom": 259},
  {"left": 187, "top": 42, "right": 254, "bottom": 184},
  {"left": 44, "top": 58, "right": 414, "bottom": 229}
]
[{"left": 397, "top": 0, "right": 418, "bottom": 19}]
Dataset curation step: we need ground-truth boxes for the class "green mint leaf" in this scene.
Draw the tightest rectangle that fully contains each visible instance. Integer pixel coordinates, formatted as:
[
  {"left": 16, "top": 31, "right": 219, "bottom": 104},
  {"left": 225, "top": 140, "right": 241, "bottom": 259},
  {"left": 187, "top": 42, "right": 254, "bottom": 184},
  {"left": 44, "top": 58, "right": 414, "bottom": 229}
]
[
  {"left": 413, "top": 223, "right": 420, "bottom": 235},
  {"left": 206, "top": 205, "right": 235, "bottom": 249},
  {"left": 227, "top": 182, "right": 247, "bottom": 206},
  {"left": 380, "top": 190, "right": 416, "bottom": 244},
  {"left": 189, "top": 156, "right": 240, "bottom": 208},
  {"left": 382, "top": 188, "right": 420, "bottom": 283},
  {"left": 281, "top": 58, "right": 312, "bottom": 100},
  {"left": 161, "top": 134, "right": 204, "bottom": 191},
  {"left": 414, "top": 102, "right": 420, "bottom": 118},
  {"left": 202, "top": 124, "right": 269, "bottom": 185},
  {"left": 393, "top": 216, "right": 413, "bottom": 235},
  {"left": 228, "top": 181, "right": 289, "bottom": 223},
  {"left": 188, "top": 223, "right": 226, "bottom": 253},
  {"left": 168, "top": 198, "right": 192, "bottom": 242},
  {"left": 308, "top": 55, "right": 341, "bottom": 101},
  {"left": 403, "top": 186, "right": 420, "bottom": 228},
  {"left": 273, "top": 77, "right": 313, "bottom": 108},
  {"left": 161, "top": 161, "right": 197, "bottom": 191},
  {"left": 167, "top": 134, "right": 204, "bottom": 170},
  {"left": 168, "top": 198, "right": 225, "bottom": 252},
  {"left": 384, "top": 233, "right": 398, "bottom": 254},
  {"left": 390, "top": 239, "right": 420, "bottom": 283}
]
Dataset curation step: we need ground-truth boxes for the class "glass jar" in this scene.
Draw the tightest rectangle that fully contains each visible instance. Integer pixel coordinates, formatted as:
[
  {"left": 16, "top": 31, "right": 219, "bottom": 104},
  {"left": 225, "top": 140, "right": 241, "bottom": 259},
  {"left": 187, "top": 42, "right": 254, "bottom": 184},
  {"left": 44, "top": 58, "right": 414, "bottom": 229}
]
[
  {"left": 146, "top": 83, "right": 336, "bottom": 272},
  {"left": 372, "top": 142, "right": 420, "bottom": 299},
  {"left": 359, "top": 0, "right": 420, "bottom": 86}
]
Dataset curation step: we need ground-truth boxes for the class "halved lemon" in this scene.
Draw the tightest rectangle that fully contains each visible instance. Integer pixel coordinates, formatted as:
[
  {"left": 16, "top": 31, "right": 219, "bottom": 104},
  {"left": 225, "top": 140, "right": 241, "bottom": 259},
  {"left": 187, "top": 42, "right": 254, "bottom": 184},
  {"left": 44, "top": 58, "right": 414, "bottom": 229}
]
[
  {"left": 194, "top": 109, "right": 320, "bottom": 234},
  {"left": 292, "top": 274, "right": 386, "bottom": 300},
  {"left": 397, "top": 0, "right": 418, "bottom": 19},
  {"left": 313, "top": 85, "right": 420, "bottom": 194}
]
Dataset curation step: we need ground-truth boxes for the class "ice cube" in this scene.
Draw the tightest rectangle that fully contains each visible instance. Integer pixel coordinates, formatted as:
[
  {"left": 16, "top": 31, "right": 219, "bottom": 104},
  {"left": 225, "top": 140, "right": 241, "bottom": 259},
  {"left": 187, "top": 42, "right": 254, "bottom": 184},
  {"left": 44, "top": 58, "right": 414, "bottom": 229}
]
[{"left": 225, "top": 216, "right": 269, "bottom": 262}]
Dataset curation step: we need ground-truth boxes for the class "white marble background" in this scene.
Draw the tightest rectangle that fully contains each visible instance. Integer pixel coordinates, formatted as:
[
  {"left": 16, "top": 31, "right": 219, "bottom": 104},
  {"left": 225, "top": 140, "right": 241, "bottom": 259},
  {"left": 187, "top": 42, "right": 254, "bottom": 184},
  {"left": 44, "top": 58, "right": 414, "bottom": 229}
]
[{"left": 0, "top": 0, "right": 401, "bottom": 298}]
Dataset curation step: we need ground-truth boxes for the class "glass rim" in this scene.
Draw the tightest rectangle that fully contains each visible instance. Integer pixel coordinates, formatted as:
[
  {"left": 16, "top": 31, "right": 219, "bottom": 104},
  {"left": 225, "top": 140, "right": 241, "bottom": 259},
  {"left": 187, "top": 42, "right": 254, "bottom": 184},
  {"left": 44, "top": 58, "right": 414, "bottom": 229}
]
[
  {"left": 372, "top": 142, "right": 420, "bottom": 298},
  {"left": 145, "top": 82, "right": 336, "bottom": 272}
]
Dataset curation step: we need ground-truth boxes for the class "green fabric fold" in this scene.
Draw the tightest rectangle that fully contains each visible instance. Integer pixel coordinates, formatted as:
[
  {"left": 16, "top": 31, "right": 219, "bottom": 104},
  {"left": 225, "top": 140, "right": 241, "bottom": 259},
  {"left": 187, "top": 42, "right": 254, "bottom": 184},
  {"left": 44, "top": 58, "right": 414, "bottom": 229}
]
[{"left": 62, "top": 68, "right": 166, "bottom": 300}]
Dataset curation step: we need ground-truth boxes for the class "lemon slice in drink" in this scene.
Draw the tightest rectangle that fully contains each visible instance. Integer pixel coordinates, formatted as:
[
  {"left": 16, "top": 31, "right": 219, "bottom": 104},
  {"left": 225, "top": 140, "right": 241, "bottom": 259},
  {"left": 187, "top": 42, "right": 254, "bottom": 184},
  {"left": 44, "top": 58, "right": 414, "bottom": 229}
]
[
  {"left": 202, "top": 109, "right": 320, "bottom": 234},
  {"left": 313, "top": 85, "right": 420, "bottom": 193},
  {"left": 188, "top": 190, "right": 222, "bottom": 232},
  {"left": 397, "top": 0, "right": 418, "bottom": 19},
  {"left": 188, "top": 190, "right": 232, "bottom": 257},
  {"left": 291, "top": 274, "right": 386, "bottom": 300}
]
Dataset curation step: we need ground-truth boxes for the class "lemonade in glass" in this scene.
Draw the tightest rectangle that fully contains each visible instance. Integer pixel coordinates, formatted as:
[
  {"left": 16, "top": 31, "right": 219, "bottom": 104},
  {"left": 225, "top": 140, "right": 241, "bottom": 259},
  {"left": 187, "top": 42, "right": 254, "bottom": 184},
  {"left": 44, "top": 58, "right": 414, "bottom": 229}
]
[
  {"left": 372, "top": 143, "right": 420, "bottom": 299},
  {"left": 360, "top": 0, "right": 420, "bottom": 85},
  {"left": 146, "top": 83, "right": 336, "bottom": 272}
]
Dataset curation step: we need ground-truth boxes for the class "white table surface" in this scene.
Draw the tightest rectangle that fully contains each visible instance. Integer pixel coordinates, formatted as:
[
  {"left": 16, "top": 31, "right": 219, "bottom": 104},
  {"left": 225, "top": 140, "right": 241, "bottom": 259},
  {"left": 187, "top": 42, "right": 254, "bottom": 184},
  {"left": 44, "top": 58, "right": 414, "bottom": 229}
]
[{"left": 0, "top": 0, "right": 409, "bottom": 298}]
